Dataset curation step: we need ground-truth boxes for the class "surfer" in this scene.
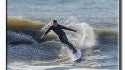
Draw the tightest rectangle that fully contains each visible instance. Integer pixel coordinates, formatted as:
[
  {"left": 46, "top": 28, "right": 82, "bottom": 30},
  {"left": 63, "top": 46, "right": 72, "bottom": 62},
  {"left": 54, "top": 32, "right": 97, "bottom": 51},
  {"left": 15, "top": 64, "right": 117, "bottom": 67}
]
[{"left": 41, "top": 20, "right": 77, "bottom": 54}]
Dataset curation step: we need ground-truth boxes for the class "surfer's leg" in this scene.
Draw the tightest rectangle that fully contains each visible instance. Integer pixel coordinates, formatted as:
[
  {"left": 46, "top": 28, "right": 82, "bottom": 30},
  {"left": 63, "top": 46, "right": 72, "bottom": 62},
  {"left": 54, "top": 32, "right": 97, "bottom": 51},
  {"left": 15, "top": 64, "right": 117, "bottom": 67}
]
[
  {"left": 59, "top": 35, "right": 77, "bottom": 53},
  {"left": 66, "top": 41, "right": 77, "bottom": 53}
]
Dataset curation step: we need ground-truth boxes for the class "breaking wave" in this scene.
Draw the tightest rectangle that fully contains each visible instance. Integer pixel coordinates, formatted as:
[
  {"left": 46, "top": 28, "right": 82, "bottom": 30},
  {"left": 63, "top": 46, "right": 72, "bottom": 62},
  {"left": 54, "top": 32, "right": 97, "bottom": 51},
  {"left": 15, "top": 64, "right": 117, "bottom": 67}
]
[{"left": 7, "top": 18, "right": 118, "bottom": 63}]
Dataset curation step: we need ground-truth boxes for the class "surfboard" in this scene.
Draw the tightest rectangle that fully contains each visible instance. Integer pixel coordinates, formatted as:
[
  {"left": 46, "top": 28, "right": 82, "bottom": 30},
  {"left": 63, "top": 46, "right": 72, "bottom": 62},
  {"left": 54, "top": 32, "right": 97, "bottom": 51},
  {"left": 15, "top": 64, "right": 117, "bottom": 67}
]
[{"left": 71, "top": 48, "right": 82, "bottom": 62}]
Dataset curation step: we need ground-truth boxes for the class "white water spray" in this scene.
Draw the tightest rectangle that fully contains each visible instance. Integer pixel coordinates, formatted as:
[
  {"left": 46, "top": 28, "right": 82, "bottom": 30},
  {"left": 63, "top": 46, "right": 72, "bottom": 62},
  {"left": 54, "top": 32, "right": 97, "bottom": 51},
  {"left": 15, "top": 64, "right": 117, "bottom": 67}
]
[{"left": 64, "top": 17, "right": 96, "bottom": 49}]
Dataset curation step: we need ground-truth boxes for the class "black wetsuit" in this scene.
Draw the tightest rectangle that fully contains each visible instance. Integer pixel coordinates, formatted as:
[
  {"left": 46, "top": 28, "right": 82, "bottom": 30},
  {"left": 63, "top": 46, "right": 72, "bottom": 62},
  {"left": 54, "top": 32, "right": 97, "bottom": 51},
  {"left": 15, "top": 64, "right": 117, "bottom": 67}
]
[{"left": 45, "top": 24, "right": 77, "bottom": 53}]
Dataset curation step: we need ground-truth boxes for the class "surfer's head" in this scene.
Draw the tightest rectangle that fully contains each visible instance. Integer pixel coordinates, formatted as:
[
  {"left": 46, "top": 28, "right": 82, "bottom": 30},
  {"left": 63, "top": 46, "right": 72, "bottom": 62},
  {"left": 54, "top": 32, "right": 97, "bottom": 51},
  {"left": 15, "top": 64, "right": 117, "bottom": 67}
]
[{"left": 53, "top": 20, "right": 58, "bottom": 27}]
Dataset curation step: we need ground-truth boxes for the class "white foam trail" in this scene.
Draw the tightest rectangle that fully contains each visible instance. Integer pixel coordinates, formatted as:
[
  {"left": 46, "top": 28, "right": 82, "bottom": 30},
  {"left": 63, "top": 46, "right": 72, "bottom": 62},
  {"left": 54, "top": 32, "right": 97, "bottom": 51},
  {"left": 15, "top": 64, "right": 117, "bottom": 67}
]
[
  {"left": 8, "top": 16, "right": 24, "bottom": 19},
  {"left": 64, "top": 18, "right": 96, "bottom": 49},
  {"left": 8, "top": 62, "right": 101, "bottom": 70}
]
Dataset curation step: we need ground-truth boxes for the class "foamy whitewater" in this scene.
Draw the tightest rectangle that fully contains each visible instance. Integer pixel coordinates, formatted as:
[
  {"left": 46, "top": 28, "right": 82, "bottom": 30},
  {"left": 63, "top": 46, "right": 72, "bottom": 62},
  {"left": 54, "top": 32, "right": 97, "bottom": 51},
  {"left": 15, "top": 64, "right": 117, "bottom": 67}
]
[{"left": 7, "top": 0, "right": 119, "bottom": 70}]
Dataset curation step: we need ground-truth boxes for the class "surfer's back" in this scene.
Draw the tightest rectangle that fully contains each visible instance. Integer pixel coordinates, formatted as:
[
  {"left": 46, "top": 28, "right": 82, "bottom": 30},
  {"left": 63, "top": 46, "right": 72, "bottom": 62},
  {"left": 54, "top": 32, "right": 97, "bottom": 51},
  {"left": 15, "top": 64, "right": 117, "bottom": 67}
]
[{"left": 50, "top": 24, "right": 66, "bottom": 36}]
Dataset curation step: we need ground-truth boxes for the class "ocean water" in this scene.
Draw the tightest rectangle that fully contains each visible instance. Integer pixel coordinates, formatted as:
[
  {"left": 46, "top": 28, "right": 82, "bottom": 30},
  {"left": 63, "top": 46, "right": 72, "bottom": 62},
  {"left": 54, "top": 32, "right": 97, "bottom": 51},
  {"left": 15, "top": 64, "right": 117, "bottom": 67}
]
[
  {"left": 7, "top": 0, "right": 119, "bottom": 31},
  {"left": 7, "top": 0, "right": 119, "bottom": 70}
]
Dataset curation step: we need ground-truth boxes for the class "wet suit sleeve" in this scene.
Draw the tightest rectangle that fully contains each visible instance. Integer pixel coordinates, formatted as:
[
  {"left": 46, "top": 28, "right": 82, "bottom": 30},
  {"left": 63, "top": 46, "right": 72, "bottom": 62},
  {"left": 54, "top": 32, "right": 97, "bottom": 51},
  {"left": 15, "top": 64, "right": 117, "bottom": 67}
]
[
  {"left": 61, "top": 25, "right": 76, "bottom": 32},
  {"left": 45, "top": 26, "right": 52, "bottom": 35}
]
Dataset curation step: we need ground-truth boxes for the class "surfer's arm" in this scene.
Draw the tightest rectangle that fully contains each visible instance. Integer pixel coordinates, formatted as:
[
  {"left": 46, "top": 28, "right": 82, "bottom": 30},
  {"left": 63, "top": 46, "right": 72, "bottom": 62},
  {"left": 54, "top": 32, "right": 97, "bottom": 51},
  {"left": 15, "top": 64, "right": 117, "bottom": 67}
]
[
  {"left": 62, "top": 26, "right": 77, "bottom": 32},
  {"left": 45, "top": 27, "right": 51, "bottom": 35},
  {"left": 41, "top": 27, "right": 52, "bottom": 39}
]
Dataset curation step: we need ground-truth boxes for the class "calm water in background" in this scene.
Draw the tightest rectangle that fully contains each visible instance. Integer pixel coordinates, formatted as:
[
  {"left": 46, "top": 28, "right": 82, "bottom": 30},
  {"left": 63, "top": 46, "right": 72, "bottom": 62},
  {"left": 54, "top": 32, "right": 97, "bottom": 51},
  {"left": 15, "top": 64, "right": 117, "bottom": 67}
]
[{"left": 7, "top": 0, "right": 119, "bottom": 31}]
